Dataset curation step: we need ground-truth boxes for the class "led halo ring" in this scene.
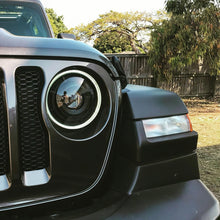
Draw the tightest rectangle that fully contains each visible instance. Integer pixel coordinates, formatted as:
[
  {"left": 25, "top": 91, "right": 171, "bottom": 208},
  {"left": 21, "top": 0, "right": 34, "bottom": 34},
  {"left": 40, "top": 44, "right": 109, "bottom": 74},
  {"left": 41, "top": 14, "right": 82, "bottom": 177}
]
[{"left": 46, "top": 70, "right": 102, "bottom": 130}]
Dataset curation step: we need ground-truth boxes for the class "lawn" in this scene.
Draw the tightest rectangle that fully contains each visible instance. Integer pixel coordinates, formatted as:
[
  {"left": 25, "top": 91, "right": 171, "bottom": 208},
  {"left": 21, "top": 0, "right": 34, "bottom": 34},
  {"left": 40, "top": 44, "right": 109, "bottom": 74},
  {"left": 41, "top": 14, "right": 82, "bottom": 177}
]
[{"left": 183, "top": 98, "right": 220, "bottom": 202}]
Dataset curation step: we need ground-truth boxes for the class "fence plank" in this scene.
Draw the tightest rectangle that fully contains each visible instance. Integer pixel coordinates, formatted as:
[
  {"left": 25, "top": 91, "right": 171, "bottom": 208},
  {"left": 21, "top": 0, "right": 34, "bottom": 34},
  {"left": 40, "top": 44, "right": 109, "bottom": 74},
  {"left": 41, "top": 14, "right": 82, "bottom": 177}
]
[{"left": 105, "top": 54, "right": 217, "bottom": 98}]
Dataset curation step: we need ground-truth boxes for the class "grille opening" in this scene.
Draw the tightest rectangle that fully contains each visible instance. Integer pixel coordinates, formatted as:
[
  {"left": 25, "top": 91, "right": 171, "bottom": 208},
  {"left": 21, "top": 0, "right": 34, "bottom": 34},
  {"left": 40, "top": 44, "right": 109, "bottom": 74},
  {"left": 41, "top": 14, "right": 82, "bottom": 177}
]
[
  {"left": 15, "top": 67, "right": 49, "bottom": 172},
  {"left": 0, "top": 71, "right": 10, "bottom": 176}
]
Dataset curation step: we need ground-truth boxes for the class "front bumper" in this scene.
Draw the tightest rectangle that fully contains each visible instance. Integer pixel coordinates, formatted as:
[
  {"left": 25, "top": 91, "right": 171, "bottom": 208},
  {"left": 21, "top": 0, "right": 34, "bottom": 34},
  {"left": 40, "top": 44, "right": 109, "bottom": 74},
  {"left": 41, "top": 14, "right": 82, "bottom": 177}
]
[
  {"left": 107, "top": 180, "right": 219, "bottom": 220},
  {"left": 38, "top": 180, "right": 219, "bottom": 220}
]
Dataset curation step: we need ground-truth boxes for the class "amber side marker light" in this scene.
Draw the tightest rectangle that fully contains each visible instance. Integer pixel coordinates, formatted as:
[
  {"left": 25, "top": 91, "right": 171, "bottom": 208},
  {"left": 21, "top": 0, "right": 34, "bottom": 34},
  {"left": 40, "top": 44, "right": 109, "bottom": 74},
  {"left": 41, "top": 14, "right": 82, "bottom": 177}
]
[
  {"left": 142, "top": 114, "right": 193, "bottom": 138},
  {"left": 186, "top": 114, "right": 193, "bottom": 132}
]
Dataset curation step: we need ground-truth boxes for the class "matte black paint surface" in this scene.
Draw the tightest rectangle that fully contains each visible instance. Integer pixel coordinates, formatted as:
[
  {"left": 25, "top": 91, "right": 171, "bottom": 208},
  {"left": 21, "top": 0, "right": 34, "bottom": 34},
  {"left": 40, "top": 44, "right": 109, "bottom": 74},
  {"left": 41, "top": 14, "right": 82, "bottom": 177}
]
[
  {"left": 112, "top": 153, "right": 200, "bottom": 194},
  {"left": 108, "top": 180, "right": 219, "bottom": 220},
  {"left": 2, "top": 180, "right": 217, "bottom": 219},
  {"left": 0, "top": 29, "right": 111, "bottom": 67},
  {"left": 123, "top": 84, "right": 188, "bottom": 120},
  {"left": 117, "top": 85, "right": 197, "bottom": 163}
]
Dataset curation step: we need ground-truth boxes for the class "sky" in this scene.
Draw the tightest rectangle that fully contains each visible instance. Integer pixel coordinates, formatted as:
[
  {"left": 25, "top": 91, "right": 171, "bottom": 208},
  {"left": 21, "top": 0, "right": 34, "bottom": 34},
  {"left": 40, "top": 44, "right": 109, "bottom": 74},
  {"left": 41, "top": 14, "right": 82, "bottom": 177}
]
[{"left": 40, "top": 0, "right": 166, "bottom": 28}]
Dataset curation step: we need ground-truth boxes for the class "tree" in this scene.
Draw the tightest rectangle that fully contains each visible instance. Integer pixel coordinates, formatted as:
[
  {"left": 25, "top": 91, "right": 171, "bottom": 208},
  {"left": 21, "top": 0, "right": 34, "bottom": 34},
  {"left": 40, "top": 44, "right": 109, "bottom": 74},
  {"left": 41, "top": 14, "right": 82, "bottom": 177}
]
[
  {"left": 93, "top": 32, "right": 132, "bottom": 53},
  {"left": 46, "top": 8, "right": 68, "bottom": 37},
  {"left": 165, "top": 0, "right": 215, "bottom": 15},
  {"left": 148, "top": 0, "right": 220, "bottom": 80},
  {"left": 73, "top": 10, "right": 167, "bottom": 54}
]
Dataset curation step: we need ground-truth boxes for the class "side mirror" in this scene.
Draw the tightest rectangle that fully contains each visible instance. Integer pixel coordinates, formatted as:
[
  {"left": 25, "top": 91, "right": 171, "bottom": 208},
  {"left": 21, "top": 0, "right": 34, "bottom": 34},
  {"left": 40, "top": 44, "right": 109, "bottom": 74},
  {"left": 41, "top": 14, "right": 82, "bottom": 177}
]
[{"left": 57, "top": 33, "right": 76, "bottom": 40}]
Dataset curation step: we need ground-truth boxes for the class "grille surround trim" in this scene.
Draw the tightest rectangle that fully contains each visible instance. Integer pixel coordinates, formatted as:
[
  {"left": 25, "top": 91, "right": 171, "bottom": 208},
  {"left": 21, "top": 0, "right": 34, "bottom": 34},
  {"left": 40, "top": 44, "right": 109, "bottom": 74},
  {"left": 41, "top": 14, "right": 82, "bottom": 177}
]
[{"left": 0, "top": 59, "right": 119, "bottom": 211}]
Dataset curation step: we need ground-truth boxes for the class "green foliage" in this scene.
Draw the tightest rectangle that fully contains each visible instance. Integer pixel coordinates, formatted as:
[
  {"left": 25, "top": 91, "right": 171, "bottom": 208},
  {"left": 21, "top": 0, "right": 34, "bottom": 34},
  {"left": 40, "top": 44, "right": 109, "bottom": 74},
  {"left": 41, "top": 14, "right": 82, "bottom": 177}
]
[
  {"left": 94, "top": 32, "right": 132, "bottom": 53},
  {"left": 73, "top": 10, "right": 167, "bottom": 54},
  {"left": 46, "top": 8, "right": 68, "bottom": 37},
  {"left": 165, "top": 0, "right": 214, "bottom": 15},
  {"left": 148, "top": 0, "right": 220, "bottom": 80}
]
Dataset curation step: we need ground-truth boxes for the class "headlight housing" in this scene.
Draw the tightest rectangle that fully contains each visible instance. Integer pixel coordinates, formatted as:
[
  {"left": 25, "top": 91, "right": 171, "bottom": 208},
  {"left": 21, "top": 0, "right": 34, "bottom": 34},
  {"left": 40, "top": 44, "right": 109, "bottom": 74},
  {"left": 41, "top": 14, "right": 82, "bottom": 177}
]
[
  {"left": 143, "top": 115, "right": 193, "bottom": 138},
  {"left": 46, "top": 70, "right": 101, "bottom": 130},
  {"left": 46, "top": 69, "right": 111, "bottom": 140}
]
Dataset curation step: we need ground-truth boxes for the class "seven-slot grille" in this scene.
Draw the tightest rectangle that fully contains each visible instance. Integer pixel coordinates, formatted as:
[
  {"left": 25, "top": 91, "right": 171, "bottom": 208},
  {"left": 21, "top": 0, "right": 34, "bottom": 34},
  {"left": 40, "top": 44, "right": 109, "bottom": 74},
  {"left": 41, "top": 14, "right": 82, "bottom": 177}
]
[{"left": 0, "top": 67, "right": 49, "bottom": 186}]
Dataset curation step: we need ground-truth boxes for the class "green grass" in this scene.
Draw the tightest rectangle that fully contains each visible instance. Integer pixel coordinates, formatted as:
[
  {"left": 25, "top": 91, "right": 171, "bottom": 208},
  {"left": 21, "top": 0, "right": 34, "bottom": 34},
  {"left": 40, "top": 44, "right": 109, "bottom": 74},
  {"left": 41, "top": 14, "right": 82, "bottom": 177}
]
[
  {"left": 197, "top": 145, "right": 220, "bottom": 202},
  {"left": 183, "top": 98, "right": 220, "bottom": 202}
]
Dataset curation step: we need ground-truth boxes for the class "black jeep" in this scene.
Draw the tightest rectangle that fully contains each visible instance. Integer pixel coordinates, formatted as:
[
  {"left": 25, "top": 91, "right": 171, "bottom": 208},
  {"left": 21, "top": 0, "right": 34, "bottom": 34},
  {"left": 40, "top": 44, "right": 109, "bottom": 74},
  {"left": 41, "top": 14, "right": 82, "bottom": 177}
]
[{"left": 0, "top": 0, "right": 219, "bottom": 219}]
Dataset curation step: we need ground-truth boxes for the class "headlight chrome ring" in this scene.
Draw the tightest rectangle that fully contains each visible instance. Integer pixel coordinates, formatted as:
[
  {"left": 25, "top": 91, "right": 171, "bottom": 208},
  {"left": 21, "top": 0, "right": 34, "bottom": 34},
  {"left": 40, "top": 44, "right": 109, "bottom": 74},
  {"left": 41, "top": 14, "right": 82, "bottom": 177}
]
[{"left": 46, "top": 70, "right": 102, "bottom": 130}]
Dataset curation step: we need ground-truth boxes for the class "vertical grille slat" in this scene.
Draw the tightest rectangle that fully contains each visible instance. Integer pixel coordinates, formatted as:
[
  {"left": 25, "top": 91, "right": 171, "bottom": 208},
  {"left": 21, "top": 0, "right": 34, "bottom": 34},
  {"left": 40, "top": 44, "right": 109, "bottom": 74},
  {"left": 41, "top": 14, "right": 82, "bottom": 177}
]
[
  {"left": 15, "top": 67, "right": 49, "bottom": 172},
  {"left": 0, "top": 72, "right": 9, "bottom": 176}
]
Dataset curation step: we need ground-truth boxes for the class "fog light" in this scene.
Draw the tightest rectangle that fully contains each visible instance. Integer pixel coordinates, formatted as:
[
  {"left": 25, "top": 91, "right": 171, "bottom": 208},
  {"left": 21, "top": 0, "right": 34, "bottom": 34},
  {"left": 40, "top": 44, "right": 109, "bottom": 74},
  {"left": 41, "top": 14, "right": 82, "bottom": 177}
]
[{"left": 143, "top": 115, "right": 192, "bottom": 138}]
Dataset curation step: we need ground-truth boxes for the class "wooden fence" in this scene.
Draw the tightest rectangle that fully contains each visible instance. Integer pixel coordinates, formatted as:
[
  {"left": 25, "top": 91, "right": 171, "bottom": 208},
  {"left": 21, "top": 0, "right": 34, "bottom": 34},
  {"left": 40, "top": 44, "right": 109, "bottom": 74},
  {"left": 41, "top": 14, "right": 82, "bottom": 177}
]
[
  {"left": 157, "top": 74, "right": 216, "bottom": 97},
  {"left": 106, "top": 54, "right": 151, "bottom": 77},
  {"left": 106, "top": 54, "right": 220, "bottom": 98}
]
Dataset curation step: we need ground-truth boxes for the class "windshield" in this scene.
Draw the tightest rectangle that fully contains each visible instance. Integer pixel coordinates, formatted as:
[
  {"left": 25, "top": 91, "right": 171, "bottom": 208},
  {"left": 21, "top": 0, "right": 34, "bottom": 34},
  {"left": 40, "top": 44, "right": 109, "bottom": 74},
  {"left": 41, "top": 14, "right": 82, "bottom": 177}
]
[{"left": 0, "top": 2, "right": 51, "bottom": 37}]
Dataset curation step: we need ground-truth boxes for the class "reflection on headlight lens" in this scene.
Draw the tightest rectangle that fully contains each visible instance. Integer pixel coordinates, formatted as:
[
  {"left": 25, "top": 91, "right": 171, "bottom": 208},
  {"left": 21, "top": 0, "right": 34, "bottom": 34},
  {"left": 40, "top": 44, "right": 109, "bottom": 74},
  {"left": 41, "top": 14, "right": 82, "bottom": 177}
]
[{"left": 57, "top": 77, "right": 84, "bottom": 110}]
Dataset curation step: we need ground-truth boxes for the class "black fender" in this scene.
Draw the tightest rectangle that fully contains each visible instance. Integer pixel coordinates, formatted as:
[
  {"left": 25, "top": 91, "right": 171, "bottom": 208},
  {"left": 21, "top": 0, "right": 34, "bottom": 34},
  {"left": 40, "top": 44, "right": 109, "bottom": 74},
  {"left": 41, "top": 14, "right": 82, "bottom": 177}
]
[{"left": 113, "top": 84, "right": 199, "bottom": 194}]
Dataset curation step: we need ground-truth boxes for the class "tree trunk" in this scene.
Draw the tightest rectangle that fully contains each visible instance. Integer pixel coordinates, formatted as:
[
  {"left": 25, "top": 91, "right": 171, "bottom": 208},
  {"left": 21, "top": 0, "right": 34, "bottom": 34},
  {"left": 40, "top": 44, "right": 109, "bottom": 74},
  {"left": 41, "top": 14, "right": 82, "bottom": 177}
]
[{"left": 130, "top": 38, "right": 141, "bottom": 54}]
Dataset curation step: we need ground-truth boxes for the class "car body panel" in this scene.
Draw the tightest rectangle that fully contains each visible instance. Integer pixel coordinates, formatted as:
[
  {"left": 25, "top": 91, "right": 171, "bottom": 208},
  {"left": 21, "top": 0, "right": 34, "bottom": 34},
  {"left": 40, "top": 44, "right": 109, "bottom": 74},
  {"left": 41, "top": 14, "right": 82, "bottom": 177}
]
[{"left": 0, "top": 0, "right": 219, "bottom": 219}]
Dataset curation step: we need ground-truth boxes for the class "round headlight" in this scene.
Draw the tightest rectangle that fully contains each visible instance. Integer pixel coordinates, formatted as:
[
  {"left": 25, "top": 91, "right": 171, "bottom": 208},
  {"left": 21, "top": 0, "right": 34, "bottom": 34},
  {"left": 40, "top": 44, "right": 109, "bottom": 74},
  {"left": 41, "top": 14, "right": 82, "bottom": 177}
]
[{"left": 46, "top": 70, "right": 102, "bottom": 130}]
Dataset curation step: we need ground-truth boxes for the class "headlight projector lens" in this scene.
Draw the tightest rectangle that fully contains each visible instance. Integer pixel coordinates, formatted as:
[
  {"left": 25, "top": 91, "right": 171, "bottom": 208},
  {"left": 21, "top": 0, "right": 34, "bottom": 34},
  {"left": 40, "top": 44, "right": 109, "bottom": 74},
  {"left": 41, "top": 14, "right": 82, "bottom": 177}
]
[{"left": 46, "top": 70, "right": 102, "bottom": 130}]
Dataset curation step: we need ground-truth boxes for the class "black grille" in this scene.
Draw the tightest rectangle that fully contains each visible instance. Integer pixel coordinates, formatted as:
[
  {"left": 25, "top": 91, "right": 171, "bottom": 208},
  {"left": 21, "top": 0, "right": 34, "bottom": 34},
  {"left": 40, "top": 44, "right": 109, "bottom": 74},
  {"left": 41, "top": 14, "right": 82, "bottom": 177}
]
[
  {"left": 15, "top": 67, "right": 49, "bottom": 171},
  {"left": 0, "top": 73, "right": 9, "bottom": 175}
]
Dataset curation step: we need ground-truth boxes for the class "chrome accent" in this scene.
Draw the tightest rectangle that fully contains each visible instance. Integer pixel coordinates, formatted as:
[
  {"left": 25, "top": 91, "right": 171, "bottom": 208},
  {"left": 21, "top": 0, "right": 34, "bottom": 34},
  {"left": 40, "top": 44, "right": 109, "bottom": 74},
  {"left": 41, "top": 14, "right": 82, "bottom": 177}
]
[
  {"left": 46, "top": 70, "right": 102, "bottom": 130},
  {"left": 0, "top": 174, "right": 10, "bottom": 191},
  {"left": 23, "top": 168, "right": 50, "bottom": 186}
]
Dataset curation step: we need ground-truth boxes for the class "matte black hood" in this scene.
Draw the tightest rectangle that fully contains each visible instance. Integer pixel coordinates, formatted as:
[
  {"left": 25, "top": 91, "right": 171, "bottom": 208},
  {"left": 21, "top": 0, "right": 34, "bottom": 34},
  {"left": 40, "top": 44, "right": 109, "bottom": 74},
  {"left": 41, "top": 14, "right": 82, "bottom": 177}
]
[{"left": 0, "top": 28, "right": 108, "bottom": 64}]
